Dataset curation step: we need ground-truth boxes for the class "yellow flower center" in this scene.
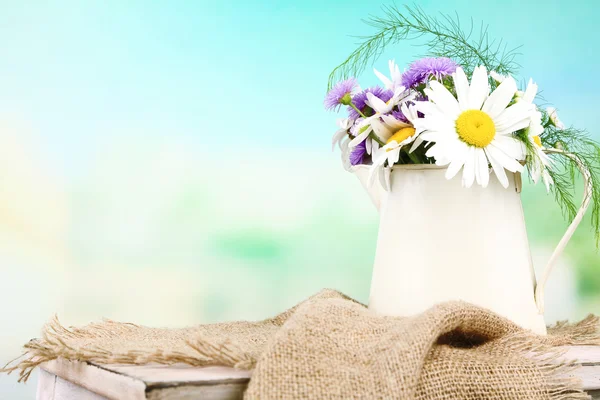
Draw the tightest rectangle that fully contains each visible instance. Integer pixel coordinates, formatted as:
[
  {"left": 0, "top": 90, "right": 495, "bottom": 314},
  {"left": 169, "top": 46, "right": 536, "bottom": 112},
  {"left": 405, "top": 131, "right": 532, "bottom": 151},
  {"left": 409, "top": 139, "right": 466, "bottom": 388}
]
[
  {"left": 455, "top": 110, "right": 496, "bottom": 148},
  {"left": 533, "top": 135, "right": 542, "bottom": 147},
  {"left": 386, "top": 127, "right": 416, "bottom": 151}
]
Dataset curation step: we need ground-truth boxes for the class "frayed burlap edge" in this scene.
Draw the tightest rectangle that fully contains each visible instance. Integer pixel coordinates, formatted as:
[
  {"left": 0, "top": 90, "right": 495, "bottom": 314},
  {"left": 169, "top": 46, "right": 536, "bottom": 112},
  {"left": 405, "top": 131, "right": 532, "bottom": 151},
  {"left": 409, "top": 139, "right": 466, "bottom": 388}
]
[
  {"left": 2, "top": 311, "right": 599, "bottom": 400},
  {"left": 1, "top": 315, "right": 256, "bottom": 383},
  {"left": 491, "top": 330, "right": 599, "bottom": 400}
]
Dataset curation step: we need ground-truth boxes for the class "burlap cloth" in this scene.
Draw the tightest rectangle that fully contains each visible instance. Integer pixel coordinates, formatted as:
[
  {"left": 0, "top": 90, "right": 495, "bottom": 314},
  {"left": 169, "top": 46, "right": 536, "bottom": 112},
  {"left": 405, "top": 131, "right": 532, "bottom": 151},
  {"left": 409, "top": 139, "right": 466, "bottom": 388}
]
[{"left": 3, "top": 289, "right": 600, "bottom": 399}]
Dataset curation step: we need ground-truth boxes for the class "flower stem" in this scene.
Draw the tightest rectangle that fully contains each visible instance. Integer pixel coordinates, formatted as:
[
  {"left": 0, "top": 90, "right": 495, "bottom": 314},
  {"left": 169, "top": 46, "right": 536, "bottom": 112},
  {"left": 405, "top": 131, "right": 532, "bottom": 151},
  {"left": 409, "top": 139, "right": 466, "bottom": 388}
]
[
  {"left": 349, "top": 103, "right": 367, "bottom": 119},
  {"left": 406, "top": 149, "right": 421, "bottom": 164},
  {"left": 369, "top": 132, "right": 385, "bottom": 147}
]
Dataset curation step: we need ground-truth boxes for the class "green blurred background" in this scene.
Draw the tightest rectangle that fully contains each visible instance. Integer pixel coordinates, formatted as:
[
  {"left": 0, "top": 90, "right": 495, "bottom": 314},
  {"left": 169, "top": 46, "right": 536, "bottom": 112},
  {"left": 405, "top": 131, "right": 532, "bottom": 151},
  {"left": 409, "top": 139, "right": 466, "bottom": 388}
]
[{"left": 1, "top": 0, "right": 599, "bottom": 397}]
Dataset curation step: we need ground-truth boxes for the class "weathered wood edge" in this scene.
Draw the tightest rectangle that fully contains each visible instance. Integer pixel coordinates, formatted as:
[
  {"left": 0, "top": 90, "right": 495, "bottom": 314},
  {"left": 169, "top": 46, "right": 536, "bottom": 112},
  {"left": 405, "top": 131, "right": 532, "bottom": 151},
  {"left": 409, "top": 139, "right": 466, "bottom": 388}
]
[
  {"left": 40, "top": 359, "right": 253, "bottom": 399},
  {"left": 39, "top": 345, "right": 600, "bottom": 397},
  {"left": 560, "top": 346, "right": 600, "bottom": 365},
  {"left": 559, "top": 346, "right": 600, "bottom": 391},
  {"left": 41, "top": 359, "right": 147, "bottom": 400}
]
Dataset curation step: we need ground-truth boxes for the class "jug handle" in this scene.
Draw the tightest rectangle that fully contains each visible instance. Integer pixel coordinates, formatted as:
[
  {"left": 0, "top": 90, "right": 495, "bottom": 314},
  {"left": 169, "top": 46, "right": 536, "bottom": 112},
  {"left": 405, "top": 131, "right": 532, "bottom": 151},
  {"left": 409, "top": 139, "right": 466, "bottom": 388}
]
[{"left": 534, "top": 148, "right": 593, "bottom": 314}]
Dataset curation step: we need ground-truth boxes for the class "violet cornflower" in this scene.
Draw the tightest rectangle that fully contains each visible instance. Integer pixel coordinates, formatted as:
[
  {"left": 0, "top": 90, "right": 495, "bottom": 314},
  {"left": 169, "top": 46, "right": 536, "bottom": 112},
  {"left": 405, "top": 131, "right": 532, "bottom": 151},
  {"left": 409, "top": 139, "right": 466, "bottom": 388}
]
[
  {"left": 324, "top": 78, "right": 358, "bottom": 111},
  {"left": 401, "top": 57, "right": 458, "bottom": 88},
  {"left": 349, "top": 139, "right": 367, "bottom": 165},
  {"left": 348, "top": 87, "right": 393, "bottom": 119}
]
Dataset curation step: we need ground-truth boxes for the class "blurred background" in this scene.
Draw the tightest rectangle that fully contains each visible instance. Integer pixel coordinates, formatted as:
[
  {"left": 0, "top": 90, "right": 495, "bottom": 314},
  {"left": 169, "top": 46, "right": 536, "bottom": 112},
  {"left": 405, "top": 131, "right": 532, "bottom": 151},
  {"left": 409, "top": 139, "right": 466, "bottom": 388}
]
[{"left": 1, "top": 0, "right": 599, "bottom": 398}]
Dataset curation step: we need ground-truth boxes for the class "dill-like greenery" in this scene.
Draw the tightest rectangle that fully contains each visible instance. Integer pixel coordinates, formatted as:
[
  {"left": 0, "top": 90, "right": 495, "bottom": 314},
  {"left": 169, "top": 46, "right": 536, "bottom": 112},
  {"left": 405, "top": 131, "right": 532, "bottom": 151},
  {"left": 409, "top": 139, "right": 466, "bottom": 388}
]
[
  {"left": 327, "top": 4, "right": 600, "bottom": 245},
  {"left": 327, "top": 4, "right": 521, "bottom": 90},
  {"left": 541, "top": 126, "right": 600, "bottom": 245}
]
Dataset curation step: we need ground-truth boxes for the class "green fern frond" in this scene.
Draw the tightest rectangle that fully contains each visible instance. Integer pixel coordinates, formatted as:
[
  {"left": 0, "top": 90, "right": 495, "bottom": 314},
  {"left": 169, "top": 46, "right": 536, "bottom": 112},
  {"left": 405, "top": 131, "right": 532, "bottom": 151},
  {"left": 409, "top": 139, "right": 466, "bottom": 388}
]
[
  {"left": 541, "top": 127, "right": 600, "bottom": 245},
  {"left": 327, "top": 4, "right": 521, "bottom": 89}
]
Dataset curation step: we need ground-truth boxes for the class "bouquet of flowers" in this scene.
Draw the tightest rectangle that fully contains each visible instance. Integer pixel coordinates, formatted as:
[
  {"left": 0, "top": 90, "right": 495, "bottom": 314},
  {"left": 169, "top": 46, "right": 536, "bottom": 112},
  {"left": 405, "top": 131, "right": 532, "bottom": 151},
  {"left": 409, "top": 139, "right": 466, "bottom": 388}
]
[{"left": 325, "top": 5, "right": 600, "bottom": 244}]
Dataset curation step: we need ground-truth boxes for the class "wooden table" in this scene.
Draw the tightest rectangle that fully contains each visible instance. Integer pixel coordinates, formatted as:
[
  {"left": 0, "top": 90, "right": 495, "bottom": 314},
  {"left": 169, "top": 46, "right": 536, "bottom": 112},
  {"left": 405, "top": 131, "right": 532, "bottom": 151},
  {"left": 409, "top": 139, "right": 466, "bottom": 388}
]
[{"left": 37, "top": 346, "right": 600, "bottom": 400}]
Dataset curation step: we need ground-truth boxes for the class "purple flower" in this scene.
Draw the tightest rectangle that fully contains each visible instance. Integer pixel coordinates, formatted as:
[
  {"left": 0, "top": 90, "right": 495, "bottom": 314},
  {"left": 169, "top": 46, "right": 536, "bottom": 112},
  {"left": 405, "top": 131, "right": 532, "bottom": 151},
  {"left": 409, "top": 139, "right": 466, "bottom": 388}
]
[
  {"left": 401, "top": 57, "right": 458, "bottom": 88},
  {"left": 390, "top": 92, "right": 427, "bottom": 123},
  {"left": 349, "top": 140, "right": 367, "bottom": 165},
  {"left": 348, "top": 86, "right": 393, "bottom": 119},
  {"left": 324, "top": 78, "right": 358, "bottom": 111},
  {"left": 391, "top": 109, "right": 409, "bottom": 124}
]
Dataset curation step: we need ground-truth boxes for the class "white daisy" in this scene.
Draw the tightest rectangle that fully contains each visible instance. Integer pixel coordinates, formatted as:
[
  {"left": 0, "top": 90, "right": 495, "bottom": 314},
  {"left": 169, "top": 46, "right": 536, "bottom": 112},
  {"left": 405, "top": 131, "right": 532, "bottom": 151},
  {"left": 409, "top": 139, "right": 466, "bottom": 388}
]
[
  {"left": 331, "top": 118, "right": 353, "bottom": 151},
  {"left": 546, "top": 107, "right": 565, "bottom": 129},
  {"left": 347, "top": 92, "right": 410, "bottom": 155},
  {"left": 347, "top": 120, "right": 376, "bottom": 155},
  {"left": 373, "top": 60, "right": 403, "bottom": 91},
  {"left": 416, "top": 65, "right": 531, "bottom": 188},
  {"left": 366, "top": 86, "right": 413, "bottom": 115},
  {"left": 368, "top": 104, "right": 423, "bottom": 186},
  {"left": 513, "top": 78, "right": 545, "bottom": 139},
  {"left": 528, "top": 132, "right": 554, "bottom": 192},
  {"left": 520, "top": 78, "right": 538, "bottom": 104}
]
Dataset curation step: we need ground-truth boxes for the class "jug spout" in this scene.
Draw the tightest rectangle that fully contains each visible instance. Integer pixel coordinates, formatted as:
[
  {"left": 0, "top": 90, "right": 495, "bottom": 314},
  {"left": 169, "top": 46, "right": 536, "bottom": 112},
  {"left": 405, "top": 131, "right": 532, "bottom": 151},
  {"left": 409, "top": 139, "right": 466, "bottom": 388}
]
[{"left": 352, "top": 165, "right": 383, "bottom": 211}]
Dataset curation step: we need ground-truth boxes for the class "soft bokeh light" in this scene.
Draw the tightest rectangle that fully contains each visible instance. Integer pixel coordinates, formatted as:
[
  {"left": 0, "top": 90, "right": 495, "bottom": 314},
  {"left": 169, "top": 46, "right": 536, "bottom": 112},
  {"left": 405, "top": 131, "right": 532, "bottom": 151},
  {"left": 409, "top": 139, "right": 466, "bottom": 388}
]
[{"left": 1, "top": 1, "right": 599, "bottom": 398}]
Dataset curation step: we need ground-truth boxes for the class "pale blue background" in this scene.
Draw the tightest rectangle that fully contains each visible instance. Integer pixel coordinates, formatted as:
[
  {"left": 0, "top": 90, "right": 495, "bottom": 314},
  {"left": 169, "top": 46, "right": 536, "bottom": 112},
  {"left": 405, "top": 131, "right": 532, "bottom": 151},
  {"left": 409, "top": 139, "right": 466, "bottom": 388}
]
[{"left": 1, "top": 1, "right": 599, "bottom": 398}]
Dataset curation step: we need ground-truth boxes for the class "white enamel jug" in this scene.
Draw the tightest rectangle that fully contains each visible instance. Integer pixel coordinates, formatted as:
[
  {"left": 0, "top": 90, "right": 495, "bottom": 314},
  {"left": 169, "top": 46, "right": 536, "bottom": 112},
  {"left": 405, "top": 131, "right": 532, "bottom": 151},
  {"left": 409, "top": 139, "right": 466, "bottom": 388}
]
[{"left": 354, "top": 149, "right": 591, "bottom": 335}]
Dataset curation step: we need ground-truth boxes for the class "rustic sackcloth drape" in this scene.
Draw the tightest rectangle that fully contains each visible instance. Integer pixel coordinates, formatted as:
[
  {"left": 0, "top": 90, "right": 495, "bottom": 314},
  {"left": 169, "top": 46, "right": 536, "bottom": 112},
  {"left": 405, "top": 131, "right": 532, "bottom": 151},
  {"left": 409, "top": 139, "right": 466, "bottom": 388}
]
[{"left": 3, "top": 289, "right": 599, "bottom": 399}]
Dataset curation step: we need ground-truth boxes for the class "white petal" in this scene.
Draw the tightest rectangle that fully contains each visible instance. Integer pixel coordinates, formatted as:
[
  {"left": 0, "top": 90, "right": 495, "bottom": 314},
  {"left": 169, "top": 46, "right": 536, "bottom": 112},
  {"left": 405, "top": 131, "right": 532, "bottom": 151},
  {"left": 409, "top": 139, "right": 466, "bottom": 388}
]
[
  {"left": 414, "top": 100, "right": 443, "bottom": 118},
  {"left": 374, "top": 67, "right": 393, "bottom": 89},
  {"left": 522, "top": 78, "right": 538, "bottom": 103},
  {"left": 419, "top": 115, "right": 456, "bottom": 134},
  {"left": 493, "top": 136, "right": 526, "bottom": 160},
  {"left": 348, "top": 129, "right": 370, "bottom": 148},
  {"left": 496, "top": 119, "right": 532, "bottom": 136},
  {"left": 381, "top": 113, "right": 409, "bottom": 130},
  {"left": 453, "top": 67, "right": 470, "bottom": 110},
  {"left": 366, "top": 93, "right": 389, "bottom": 114},
  {"left": 494, "top": 102, "right": 532, "bottom": 132},
  {"left": 372, "top": 140, "right": 380, "bottom": 155},
  {"left": 482, "top": 76, "right": 517, "bottom": 119},
  {"left": 401, "top": 103, "right": 420, "bottom": 125},
  {"left": 462, "top": 148, "right": 476, "bottom": 188},
  {"left": 366, "top": 137, "right": 372, "bottom": 155},
  {"left": 343, "top": 118, "right": 353, "bottom": 129},
  {"left": 340, "top": 136, "right": 350, "bottom": 152},
  {"left": 409, "top": 136, "right": 424, "bottom": 153},
  {"left": 390, "top": 148, "right": 401, "bottom": 164},
  {"left": 486, "top": 149, "right": 509, "bottom": 188},
  {"left": 543, "top": 170, "right": 554, "bottom": 192},
  {"left": 372, "top": 148, "right": 388, "bottom": 166},
  {"left": 474, "top": 148, "right": 481, "bottom": 186},
  {"left": 390, "top": 60, "right": 402, "bottom": 84},
  {"left": 445, "top": 143, "right": 468, "bottom": 179},
  {"left": 332, "top": 129, "right": 347, "bottom": 151},
  {"left": 546, "top": 106, "right": 566, "bottom": 129},
  {"left": 486, "top": 144, "right": 524, "bottom": 173},
  {"left": 476, "top": 148, "right": 489, "bottom": 187},
  {"left": 427, "top": 81, "right": 461, "bottom": 119},
  {"left": 490, "top": 71, "right": 506, "bottom": 83},
  {"left": 468, "top": 66, "right": 489, "bottom": 110},
  {"left": 371, "top": 118, "right": 393, "bottom": 142}
]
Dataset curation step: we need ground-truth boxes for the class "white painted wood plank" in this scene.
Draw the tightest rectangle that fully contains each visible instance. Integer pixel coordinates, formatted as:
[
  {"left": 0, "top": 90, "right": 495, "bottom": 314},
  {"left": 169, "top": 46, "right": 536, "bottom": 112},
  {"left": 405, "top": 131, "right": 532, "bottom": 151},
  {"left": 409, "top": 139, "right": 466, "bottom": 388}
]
[
  {"left": 37, "top": 345, "right": 600, "bottom": 398},
  {"left": 561, "top": 346, "right": 600, "bottom": 365},
  {"left": 558, "top": 345, "right": 600, "bottom": 391},
  {"left": 53, "top": 376, "right": 109, "bottom": 400},
  {"left": 36, "top": 369, "right": 56, "bottom": 400},
  {"left": 573, "top": 365, "right": 600, "bottom": 391},
  {"left": 41, "top": 359, "right": 147, "bottom": 400},
  {"left": 100, "top": 363, "right": 251, "bottom": 384}
]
